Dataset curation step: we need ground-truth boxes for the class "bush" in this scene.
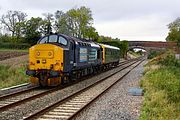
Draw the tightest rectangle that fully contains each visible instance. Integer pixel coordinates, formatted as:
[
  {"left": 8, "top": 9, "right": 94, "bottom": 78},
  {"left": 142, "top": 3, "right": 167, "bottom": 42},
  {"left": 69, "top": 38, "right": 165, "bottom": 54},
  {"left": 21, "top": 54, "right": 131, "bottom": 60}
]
[
  {"left": 0, "top": 35, "right": 25, "bottom": 43},
  {"left": 0, "top": 42, "right": 31, "bottom": 49},
  {"left": 0, "top": 65, "right": 29, "bottom": 89},
  {"left": 140, "top": 66, "right": 180, "bottom": 120},
  {"left": 158, "top": 51, "right": 180, "bottom": 67},
  {"left": 140, "top": 51, "right": 180, "bottom": 120},
  {"left": 148, "top": 50, "right": 164, "bottom": 59}
]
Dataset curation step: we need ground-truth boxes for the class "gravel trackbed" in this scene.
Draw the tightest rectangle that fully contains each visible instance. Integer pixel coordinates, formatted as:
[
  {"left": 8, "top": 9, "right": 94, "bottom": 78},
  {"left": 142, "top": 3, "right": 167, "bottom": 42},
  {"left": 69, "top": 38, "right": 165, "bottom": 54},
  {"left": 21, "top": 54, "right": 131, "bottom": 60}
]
[{"left": 73, "top": 61, "right": 147, "bottom": 120}]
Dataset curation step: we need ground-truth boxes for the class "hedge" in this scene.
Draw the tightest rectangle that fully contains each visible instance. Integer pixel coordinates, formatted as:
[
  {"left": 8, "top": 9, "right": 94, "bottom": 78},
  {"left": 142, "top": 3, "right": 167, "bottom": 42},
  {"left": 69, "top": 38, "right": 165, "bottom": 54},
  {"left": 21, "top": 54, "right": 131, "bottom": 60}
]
[{"left": 0, "top": 42, "right": 31, "bottom": 49}]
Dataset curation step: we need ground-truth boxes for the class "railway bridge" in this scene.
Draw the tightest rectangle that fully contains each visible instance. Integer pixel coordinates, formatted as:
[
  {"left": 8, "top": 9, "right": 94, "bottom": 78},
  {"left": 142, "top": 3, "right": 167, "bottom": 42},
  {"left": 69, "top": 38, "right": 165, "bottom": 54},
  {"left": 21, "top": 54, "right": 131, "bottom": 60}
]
[{"left": 128, "top": 41, "right": 177, "bottom": 53}]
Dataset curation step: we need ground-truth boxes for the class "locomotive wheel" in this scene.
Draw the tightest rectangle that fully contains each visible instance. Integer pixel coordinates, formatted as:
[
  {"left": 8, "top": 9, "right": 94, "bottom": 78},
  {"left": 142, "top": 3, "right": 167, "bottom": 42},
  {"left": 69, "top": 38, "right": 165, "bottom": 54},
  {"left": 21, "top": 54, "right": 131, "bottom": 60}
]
[
  {"left": 61, "top": 77, "right": 65, "bottom": 85},
  {"left": 39, "top": 73, "right": 48, "bottom": 87},
  {"left": 61, "top": 76, "right": 69, "bottom": 85}
]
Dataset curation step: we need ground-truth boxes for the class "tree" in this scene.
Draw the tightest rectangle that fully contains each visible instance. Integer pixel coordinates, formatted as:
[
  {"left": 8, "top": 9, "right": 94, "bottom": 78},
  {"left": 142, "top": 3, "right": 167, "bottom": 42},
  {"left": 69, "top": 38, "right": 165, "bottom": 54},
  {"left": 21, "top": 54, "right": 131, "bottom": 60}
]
[
  {"left": 24, "top": 17, "right": 42, "bottom": 44},
  {"left": 56, "top": 6, "right": 94, "bottom": 39},
  {"left": 117, "top": 41, "right": 128, "bottom": 58},
  {"left": 85, "top": 26, "right": 99, "bottom": 41},
  {"left": 15, "top": 21, "right": 26, "bottom": 39},
  {"left": 97, "top": 35, "right": 128, "bottom": 58},
  {"left": 77, "top": 6, "right": 93, "bottom": 38},
  {"left": 40, "top": 13, "right": 54, "bottom": 35},
  {"left": 55, "top": 11, "right": 70, "bottom": 35},
  {"left": 97, "top": 36, "right": 112, "bottom": 42},
  {"left": 166, "top": 17, "right": 180, "bottom": 44},
  {"left": 54, "top": 10, "right": 64, "bottom": 32},
  {"left": 0, "top": 7, "right": 98, "bottom": 44},
  {"left": 0, "top": 10, "right": 27, "bottom": 37}
]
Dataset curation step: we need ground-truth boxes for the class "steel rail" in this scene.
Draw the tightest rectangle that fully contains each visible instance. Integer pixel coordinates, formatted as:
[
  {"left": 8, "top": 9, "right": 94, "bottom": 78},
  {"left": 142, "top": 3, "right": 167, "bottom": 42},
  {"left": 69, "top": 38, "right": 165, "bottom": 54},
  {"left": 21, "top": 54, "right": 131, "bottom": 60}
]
[
  {"left": 0, "top": 86, "right": 38, "bottom": 100},
  {"left": 0, "top": 57, "right": 137, "bottom": 100},
  {"left": 0, "top": 58, "right": 129, "bottom": 99},
  {"left": 0, "top": 57, "right": 141, "bottom": 113},
  {"left": 68, "top": 59, "right": 144, "bottom": 120},
  {"left": 23, "top": 58, "right": 144, "bottom": 120}
]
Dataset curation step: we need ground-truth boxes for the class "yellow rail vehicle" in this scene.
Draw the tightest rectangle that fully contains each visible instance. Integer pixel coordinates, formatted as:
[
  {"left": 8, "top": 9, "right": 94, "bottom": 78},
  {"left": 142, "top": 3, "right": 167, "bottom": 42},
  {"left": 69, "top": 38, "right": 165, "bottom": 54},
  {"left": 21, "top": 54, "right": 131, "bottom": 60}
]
[
  {"left": 28, "top": 44, "right": 64, "bottom": 86},
  {"left": 26, "top": 34, "right": 120, "bottom": 87}
]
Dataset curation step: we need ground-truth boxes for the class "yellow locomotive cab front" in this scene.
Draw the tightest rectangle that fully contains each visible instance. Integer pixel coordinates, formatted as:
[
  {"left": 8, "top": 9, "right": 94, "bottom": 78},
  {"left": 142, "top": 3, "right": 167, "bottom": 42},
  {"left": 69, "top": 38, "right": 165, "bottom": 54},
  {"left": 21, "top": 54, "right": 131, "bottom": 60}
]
[{"left": 27, "top": 43, "right": 64, "bottom": 86}]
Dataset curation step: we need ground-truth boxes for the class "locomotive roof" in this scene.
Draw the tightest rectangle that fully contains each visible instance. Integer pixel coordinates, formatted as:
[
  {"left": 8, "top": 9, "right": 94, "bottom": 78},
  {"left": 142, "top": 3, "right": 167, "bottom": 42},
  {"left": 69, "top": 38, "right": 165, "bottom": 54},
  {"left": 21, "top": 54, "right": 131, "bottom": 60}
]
[
  {"left": 60, "top": 34, "right": 90, "bottom": 42},
  {"left": 100, "top": 44, "right": 120, "bottom": 50},
  {"left": 60, "top": 34, "right": 100, "bottom": 48},
  {"left": 51, "top": 34, "right": 118, "bottom": 49},
  {"left": 89, "top": 42, "right": 100, "bottom": 48}
]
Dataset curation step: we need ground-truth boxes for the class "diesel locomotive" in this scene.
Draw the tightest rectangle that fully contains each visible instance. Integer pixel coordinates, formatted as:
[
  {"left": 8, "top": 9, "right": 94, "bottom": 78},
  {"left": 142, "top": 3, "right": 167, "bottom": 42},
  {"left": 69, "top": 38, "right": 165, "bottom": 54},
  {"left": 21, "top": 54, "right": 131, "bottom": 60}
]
[{"left": 26, "top": 34, "right": 120, "bottom": 86}]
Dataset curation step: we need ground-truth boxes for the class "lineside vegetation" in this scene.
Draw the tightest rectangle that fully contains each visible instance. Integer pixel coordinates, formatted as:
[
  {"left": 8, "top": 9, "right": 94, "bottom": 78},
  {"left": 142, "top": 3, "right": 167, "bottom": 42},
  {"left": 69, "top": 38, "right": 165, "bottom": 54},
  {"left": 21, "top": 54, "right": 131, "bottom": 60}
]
[
  {"left": 0, "top": 64, "right": 28, "bottom": 89},
  {"left": 139, "top": 51, "right": 180, "bottom": 120}
]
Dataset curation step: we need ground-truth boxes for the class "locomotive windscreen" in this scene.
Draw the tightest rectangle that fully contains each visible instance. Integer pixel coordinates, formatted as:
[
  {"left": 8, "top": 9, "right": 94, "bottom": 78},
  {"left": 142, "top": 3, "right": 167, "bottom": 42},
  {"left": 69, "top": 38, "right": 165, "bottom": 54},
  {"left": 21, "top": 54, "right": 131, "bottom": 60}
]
[{"left": 38, "top": 35, "right": 68, "bottom": 46}]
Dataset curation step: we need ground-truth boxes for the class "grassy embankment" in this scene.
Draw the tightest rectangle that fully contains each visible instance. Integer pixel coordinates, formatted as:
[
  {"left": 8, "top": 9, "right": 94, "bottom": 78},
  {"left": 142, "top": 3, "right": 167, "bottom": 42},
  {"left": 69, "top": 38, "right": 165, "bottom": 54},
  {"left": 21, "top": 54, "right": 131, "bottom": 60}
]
[
  {"left": 139, "top": 51, "right": 180, "bottom": 120},
  {"left": 0, "top": 49, "right": 29, "bottom": 89},
  {"left": 0, "top": 64, "right": 29, "bottom": 89}
]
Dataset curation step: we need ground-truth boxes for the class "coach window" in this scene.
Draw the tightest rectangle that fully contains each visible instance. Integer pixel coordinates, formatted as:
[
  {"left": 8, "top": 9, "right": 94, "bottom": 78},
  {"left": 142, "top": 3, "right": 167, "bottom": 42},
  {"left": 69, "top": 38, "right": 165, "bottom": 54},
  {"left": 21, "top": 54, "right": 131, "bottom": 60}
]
[{"left": 59, "top": 36, "right": 67, "bottom": 46}]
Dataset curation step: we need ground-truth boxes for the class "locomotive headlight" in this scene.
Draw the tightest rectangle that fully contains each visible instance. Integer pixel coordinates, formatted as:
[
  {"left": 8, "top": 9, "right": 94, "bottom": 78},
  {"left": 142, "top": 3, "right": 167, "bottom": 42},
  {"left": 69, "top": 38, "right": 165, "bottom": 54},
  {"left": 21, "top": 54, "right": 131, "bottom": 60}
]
[
  {"left": 42, "top": 59, "right": 46, "bottom": 64},
  {"left": 36, "top": 51, "right": 40, "bottom": 56},
  {"left": 48, "top": 52, "right": 52, "bottom": 56}
]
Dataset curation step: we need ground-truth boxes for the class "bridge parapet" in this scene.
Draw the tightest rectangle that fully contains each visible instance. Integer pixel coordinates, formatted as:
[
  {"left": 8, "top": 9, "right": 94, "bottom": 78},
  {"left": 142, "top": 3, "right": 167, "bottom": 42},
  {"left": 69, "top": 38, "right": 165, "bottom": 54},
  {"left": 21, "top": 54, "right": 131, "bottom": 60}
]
[{"left": 128, "top": 41, "right": 177, "bottom": 48}]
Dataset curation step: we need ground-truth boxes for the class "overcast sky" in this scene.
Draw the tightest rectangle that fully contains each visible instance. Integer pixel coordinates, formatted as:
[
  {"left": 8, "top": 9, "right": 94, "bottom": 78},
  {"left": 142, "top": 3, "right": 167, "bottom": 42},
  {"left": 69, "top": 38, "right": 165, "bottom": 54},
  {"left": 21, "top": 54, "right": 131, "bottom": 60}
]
[{"left": 0, "top": 0, "right": 180, "bottom": 41}]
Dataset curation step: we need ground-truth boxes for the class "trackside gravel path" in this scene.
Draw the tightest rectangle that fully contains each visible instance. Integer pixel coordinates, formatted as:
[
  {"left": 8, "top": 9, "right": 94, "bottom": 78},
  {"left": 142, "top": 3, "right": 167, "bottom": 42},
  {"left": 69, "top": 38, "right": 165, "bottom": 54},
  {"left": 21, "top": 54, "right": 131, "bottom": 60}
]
[{"left": 73, "top": 61, "right": 147, "bottom": 120}]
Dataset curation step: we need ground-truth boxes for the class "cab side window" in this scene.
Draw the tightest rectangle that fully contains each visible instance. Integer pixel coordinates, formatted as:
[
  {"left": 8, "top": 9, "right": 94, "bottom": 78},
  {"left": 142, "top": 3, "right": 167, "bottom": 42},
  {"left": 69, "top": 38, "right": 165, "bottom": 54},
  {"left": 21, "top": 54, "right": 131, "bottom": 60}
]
[{"left": 39, "top": 37, "right": 48, "bottom": 44}]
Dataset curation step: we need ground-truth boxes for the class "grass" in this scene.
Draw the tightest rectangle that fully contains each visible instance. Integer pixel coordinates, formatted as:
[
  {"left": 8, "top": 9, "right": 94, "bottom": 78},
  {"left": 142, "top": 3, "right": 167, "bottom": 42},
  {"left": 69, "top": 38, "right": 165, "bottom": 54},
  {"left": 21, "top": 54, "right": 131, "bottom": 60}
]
[
  {"left": 139, "top": 51, "right": 180, "bottom": 120},
  {"left": 0, "top": 64, "right": 29, "bottom": 89},
  {"left": 128, "top": 51, "right": 141, "bottom": 57}
]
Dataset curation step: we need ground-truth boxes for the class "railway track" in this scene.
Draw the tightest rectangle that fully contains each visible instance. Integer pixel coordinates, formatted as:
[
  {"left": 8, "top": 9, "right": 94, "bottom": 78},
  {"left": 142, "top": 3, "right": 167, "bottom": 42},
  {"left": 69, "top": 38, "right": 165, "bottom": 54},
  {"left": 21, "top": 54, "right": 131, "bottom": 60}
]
[
  {"left": 0, "top": 59, "right": 129, "bottom": 98},
  {"left": 0, "top": 58, "right": 143, "bottom": 119},
  {"left": 23, "top": 58, "right": 144, "bottom": 120},
  {"left": 0, "top": 59, "right": 132, "bottom": 112},
  {"left": 0, "top": 58, "right": 134, "bottom": 111},
  {"left": 0, "top": 87, "right": 50, "bottom": 112}
]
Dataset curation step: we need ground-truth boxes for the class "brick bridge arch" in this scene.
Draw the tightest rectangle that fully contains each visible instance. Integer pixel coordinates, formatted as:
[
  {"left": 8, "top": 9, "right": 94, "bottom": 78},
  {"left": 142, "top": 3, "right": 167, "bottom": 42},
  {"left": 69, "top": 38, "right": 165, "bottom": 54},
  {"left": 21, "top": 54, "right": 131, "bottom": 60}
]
[
  {"left": 128, "top": 46, "right": 147, "bottom": 51},
  {"left": 128, "top": 41, "right": 177, "bottom": 52}
]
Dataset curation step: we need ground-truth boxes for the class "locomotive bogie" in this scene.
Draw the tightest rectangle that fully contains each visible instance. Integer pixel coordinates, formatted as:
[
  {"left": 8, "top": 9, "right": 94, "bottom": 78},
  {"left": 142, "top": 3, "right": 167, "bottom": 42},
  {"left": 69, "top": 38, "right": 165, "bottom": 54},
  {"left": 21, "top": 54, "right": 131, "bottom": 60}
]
[{"left": 30, "top": 77, "right": 62, "bottom": 86}]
